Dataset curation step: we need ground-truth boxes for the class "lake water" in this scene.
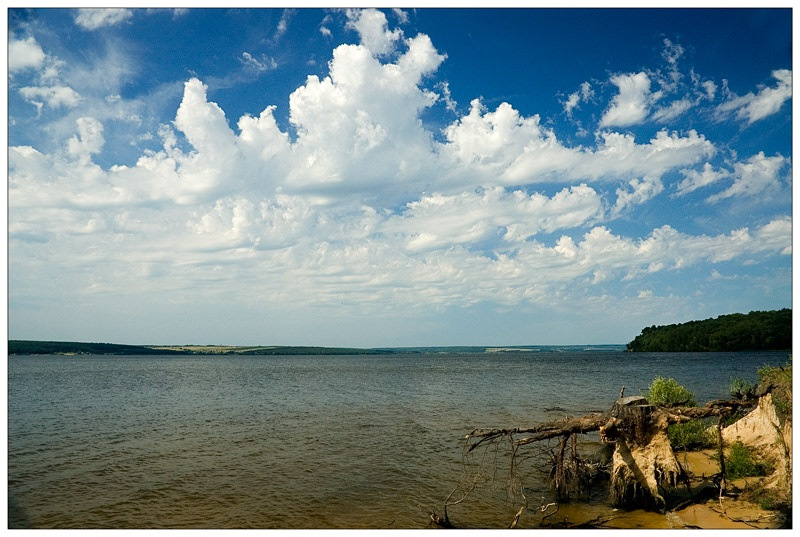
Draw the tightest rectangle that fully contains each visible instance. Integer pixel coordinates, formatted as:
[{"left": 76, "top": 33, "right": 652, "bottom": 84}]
[{"left": 7, "top": 350, "right": 788, "bottom": 528}]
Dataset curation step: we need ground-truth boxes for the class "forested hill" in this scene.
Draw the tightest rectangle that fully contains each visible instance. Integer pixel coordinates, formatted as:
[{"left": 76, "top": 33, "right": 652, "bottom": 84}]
[{"left": 626, "top": 309, "right": 792, "bottom": 352}]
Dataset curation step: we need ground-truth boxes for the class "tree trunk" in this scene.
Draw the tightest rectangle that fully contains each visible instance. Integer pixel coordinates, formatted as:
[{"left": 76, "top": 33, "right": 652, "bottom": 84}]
[{"left": 601, "top": 396, "right": 685, "bottom": 512}]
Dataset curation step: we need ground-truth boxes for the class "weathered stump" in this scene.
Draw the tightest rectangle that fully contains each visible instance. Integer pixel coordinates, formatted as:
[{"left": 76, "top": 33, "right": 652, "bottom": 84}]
[{"left": 600, "top": 396, "right": 686, "bottom": 512}]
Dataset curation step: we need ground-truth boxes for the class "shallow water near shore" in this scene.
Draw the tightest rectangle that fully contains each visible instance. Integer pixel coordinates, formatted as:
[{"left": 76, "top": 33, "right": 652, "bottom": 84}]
[{"left": 7, "top": 350, "right": 788, "bottom": 528}]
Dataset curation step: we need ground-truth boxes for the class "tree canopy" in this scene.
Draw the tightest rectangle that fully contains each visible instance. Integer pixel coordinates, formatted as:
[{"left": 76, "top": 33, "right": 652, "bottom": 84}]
[{"left": 626, "top": 309, "right": 791, "bottom": 352}]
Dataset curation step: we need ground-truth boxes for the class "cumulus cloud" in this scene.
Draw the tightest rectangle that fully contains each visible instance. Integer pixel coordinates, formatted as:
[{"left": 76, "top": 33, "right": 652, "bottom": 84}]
[
  {"left": 9, "top": 36, "right": 46, "bottom": 72},
  {"left": 499, "top": 127, "right": 714, "bottom": 188},
  {"left": 346, "top": 8, "right": 403, "bottom": 56},
  {"left": 716, "top": 69, "right": 792, "bottom": 124},
  {"left": 541, "top": 217, "right": 791, "bottom": 284},
  {"left": 74, "top": 8, "right": 134, "bottom": 30},
  {"left": 443, "top": 99, "right": 543, "bottom": 170},
  {"left": 443, "top": 99, "right": 712, "bottom": 188},
  {"left": 285, "top": 33, "right": 445, "bottom": 194},
  {"left": 383, "top": 185, "right": 604, "bottom": 251},
  {"left": 599, "top": 72, "right": 653, "bottom": 128}
]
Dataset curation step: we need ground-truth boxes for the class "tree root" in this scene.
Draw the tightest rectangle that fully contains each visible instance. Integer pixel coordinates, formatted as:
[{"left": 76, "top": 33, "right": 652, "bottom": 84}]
[{"left": 439, "top": 395, "right": 762, "bottom": 527}]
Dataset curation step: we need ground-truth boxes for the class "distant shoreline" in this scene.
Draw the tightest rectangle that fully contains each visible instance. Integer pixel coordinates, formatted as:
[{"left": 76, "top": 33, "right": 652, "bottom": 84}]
[{"left": 8, "top": 340, "right": 627, "bottom": 356}]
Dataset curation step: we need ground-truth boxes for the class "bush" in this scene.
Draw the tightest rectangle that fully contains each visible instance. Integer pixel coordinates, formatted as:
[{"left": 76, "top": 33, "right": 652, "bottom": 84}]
[
  {"left": 725, "top": 440, "right": 770, "bottom": 479},
  {"left": 667, "top": 418, "right": 716, "bottom": 450},
  {"left": 729, "top": 376, "right": 756, "bottom": 399},
  {"left": 757, "top": 360, "right": 792, "bottom": 417},
  {"left": 757, "top": 360, "right": 792, "bottom": 386},
  {"left": 646, "top": 376, "right": 697, "bottom": 407}
]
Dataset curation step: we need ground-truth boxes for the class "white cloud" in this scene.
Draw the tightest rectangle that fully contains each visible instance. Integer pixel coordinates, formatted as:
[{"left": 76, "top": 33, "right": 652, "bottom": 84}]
[
  {"left": 237, "top": 105, "right": 290, "bottom": 162},
  {"left": 550, "top": 218, "right": 791, "bottom": 281},
  {"left": 715, "top": 69, "right": 792, "bottom": 124},
  {"left": 74, "top": 9, "right": 134, "bottom": 30},
  {"left": 19, "top": 85, "right": 81, "bottom": 110},
  {"left": 346, "top": 8, "right": 403, "bottom": 56},
  {"left": 383, "top": 184, "right": 603, "bottom": 251},
  {"left": 275, "top": 9, "right": 294, "bottom": 41},
  {"left": 393, "top": 9, "right": 410, "bottom": 24},
  {"left": 599, "top": 72, "right": 653, "bottom": 128},
  {"left": 563, "top": 81, "right": 593, "bottom": 118},
  {"left": 443, "top": 99, "right": 544, "bottom": 170},
  {"left": 442, "top": 99, "right": 712, "bottom": 188},
  {"left": 563, "top": 92, "right": 581, "bottom": 118},
  {"left": 500, "top": 127, "right": 715, "bottom": 186},
  {"left": 320, "top": 14, "right": 333, "bottom": 37},
  {"left": 658, "top": 38, "right": 685, "bottom": 92},
  {"left": 437, "top": 81, "right": 458, "bottom": 113},
  {"left": 240, "top": 52, "right": 277, "bottom": 73},
  {"left": 67, "top": 117, "right": 105, "bottom": 160},
  {"left": 675, "top": 162, "right": 729, "bottom": 196},
  {"left": 651, "top": 98, "right": 692, "bottom": 123},
  {"left": 611, "top": 176, "right": 664, "bottom": 218},
  {"left": 707, "top": 152, "right": 789, "bottom": 202},
  {"left": 284, "top": 35, "right": 444, "bottom": 194},
  {"left": 9, "top": 36, "right": 46, "bottom": 72},
  {"left": 701, "top": 80, "right": 717, "bottom": 101},
  {"left": 661, "top": 38, "right": 684, "bottom": 67}
]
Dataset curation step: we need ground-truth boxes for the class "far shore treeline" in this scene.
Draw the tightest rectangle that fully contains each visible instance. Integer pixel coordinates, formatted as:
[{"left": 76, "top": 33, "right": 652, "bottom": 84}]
[
  {"left": 8, "top": 309, "right": 791, "bottom": 355},
  {"left": 625, "top": 309, "right": 791, "bottom": 352},
  {"left": 6, "top": 341, "right": 392, "bottom": 356}
]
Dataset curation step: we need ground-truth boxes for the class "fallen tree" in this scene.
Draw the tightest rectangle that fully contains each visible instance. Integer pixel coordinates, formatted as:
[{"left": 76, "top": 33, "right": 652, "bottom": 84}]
[{"left": 431, "top": 390, "right": 765, "bottom": 528}]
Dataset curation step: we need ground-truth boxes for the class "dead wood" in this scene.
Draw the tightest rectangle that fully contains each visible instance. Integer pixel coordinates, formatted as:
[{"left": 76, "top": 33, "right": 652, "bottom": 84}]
[
  {"left": 466, "top": 398, "right": 755, "bottom": 449},
  {"left": 467, "top": 412, "right": 608, "bottom": 450},
  {"left": 451, "top": 395, "right": 759, "bottom": 524}
]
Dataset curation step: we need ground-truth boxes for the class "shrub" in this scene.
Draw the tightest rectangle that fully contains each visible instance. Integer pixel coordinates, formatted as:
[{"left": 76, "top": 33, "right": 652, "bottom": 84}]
[
  {"left": 757, "top": 360, "right": 792, "bottom": 387},
  {"left": 756, "top": 360, "right": 792, "bottom": 417},
  {"left": 667, "top": 418, "right": 716, "bottom": 450},
  {"left": 729, "top": 376, "right": 756, "bottom": 399},
  {"left": 646, "top": 376, "right": 696, "bottom": 407},
  {"left": 745, "top": 486, "right": 790, "bottom": 511},
  {"left": 725, "top": 440, "right": 770, "bottom": 479}
]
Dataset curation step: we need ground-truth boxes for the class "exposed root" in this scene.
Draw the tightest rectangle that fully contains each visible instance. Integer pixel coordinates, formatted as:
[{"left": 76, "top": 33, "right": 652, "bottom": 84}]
[{"left": 438, "top": 392, "right": 773, "bottom": 527}]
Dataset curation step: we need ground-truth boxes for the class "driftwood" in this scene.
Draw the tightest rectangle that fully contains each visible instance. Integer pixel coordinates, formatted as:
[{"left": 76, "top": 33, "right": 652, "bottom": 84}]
[
  {"left": 466, "top": 398, "right": 754, "bottom": 449},
  {"left": 435, "top": 395, "right": 759, "bottom": 528}
]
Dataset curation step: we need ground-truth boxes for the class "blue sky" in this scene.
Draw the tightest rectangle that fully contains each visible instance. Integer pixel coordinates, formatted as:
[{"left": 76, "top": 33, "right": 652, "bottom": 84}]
[{"left": 6, "top": 6, "right": 794, "bottom": 346}]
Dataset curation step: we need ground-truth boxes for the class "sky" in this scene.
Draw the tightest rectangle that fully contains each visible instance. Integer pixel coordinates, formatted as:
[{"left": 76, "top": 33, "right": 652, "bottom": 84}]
[{"left": 5, "top": 6, "right": 794, "bottom": 347}]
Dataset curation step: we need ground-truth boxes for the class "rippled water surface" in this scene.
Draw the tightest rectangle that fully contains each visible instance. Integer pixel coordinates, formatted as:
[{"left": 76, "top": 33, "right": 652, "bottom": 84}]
[{"left": 7, "top": 351, "right": 787, "bottom": 528}]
